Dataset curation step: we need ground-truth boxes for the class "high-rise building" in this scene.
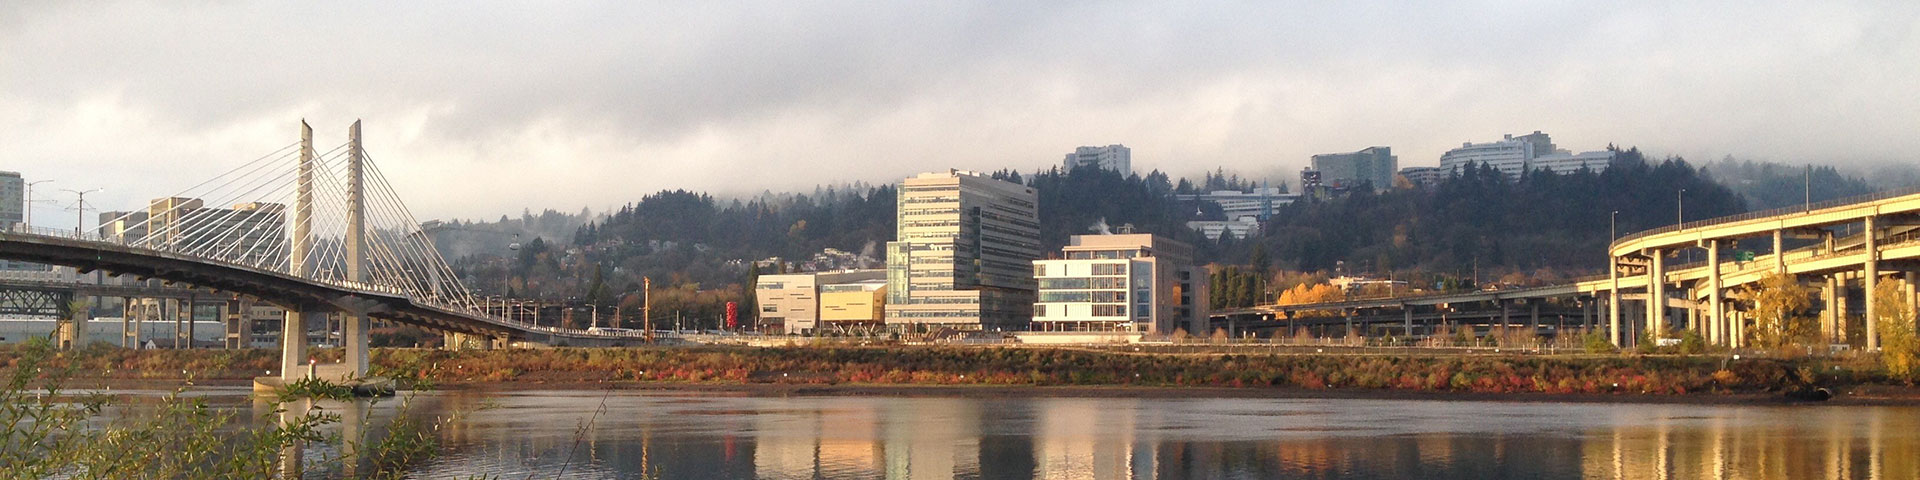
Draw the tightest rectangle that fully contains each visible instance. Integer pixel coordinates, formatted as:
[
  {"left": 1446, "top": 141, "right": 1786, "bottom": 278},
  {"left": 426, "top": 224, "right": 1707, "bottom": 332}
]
[
  {"left": 0, "top": 171, "right": 22, "bottom": 230},
  {"left": 139, "top": 197, "right": 287, "bottom": 267},
  {"left": 1032, "top": 234, "right": 1209, "bottom": 335},
  {"left": 1309, "top": 146, "right": 1397, "bottom": 191},
  {"left": 885, "top": 170, "right": 1041, "bottom": 331},
  {"left": 1437, "top": 131, "right": 1614, "bottom": 180},
  {"left": 1062, "top": 145, "right": 1131, "bottom": 174},
  {"left": 98, "top": 211, "right": 151, "bottom": 243}
]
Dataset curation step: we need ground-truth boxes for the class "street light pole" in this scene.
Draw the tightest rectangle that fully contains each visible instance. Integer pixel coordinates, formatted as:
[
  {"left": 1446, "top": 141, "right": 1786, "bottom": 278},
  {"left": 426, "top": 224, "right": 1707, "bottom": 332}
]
[
  {"left": 1677, "top": 189, "right": 1687, "bottom": 263},
  {"left": 1676, "top": 188, "right": 1686, "bottom": 226},
  {"left": 1609, "top": 210, "right": 1619, "bottom": 241}
]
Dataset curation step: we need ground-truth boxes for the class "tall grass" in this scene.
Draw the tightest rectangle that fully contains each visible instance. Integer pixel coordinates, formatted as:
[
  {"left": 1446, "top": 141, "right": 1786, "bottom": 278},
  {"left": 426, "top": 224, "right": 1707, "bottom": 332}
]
[{"left": 0, "top": 338, "right": 470, "bottom": 478}]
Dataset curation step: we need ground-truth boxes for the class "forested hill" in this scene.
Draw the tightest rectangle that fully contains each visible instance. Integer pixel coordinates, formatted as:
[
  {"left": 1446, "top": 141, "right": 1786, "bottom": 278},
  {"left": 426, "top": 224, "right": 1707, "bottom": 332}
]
[
  {"left": 448, "top": 149, "right": 1899, "bottom": 308},
  {"left": 1249, "top": 148, "right": 1744, "bottom": 277},
  {"left": 1698, "top": 157, "right": 1877, "bottom": 211}
]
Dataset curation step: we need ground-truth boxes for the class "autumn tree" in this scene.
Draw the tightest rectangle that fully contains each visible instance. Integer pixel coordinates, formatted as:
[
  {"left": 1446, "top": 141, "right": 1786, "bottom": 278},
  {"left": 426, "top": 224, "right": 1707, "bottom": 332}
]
[
  {"left": 1276, "top": 282, "right": 1345, "bottom": 317},
  {"left": 1875, "top": 281, "right": 1919, "bottom": 382},
  {"left": 1736, "top": 273, "right": 1815, "bottom": 350}
]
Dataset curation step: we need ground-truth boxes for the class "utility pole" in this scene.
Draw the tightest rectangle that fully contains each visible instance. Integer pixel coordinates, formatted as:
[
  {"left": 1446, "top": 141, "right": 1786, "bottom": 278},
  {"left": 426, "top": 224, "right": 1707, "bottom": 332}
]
[
  {"left": 24, "top": 180, "right": 52, "bottom": 230},
  {"left": 1804, "top": 165, "right": 1811, "bottom": 212},
  {"left": 62, "top": 187, "right": 105, "bottom": 237},
  {"left": 643, "top": 276, "right": 653, "bottom": 343}
]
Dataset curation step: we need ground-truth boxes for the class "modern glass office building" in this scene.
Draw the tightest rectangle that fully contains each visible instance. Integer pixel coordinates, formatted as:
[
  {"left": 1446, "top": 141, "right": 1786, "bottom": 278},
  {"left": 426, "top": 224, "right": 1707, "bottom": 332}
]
[{"left": 884, "top": 170, "right": 1040, "bottom": 331}]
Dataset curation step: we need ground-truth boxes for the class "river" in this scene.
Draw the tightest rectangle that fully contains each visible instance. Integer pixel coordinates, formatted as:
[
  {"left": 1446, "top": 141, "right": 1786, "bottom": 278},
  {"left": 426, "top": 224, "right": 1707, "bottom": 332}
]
[{"left": 101, "top": 388, "right": 1920, "bottom": 479}]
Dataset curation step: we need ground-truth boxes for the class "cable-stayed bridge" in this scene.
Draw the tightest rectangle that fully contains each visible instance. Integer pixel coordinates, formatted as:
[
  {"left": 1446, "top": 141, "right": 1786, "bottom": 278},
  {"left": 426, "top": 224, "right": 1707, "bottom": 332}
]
[{"left": 0, "top": 121, "right": 645, "bottom": 381}]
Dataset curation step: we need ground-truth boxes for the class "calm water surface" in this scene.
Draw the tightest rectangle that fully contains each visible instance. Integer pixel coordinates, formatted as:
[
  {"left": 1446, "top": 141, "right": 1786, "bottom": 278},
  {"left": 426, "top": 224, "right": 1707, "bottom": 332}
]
[{"left": 119, "top": 388, "right": 1920, "bottom": 479}]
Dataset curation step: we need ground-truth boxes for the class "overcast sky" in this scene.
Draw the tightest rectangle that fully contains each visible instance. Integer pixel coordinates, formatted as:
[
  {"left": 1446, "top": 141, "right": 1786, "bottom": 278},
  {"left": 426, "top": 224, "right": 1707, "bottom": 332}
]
[{"left": 4, "top": 2, "right": 1917, "bottom": 229}]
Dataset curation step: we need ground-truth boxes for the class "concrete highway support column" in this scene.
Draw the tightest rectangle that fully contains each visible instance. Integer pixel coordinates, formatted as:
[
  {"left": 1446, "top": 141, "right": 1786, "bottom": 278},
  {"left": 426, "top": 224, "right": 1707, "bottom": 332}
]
[
  {"left": 1647, "top": 250, "right": 1666, "bottom": 337},
  {"left": 1708, "top": 240, "right": 1724, "bottom": 346},
  {"left": 1609, "top": 256, "right": 1622, "bottom": 346},
  {"left": 343, "top": 120, "right": 370, "bottom": 377},
  {"left": 1687, "top": 302, "right": 1699, "bottom": 338},
  {"left": 1403, "top": 306, "right": 1414, "bottom": 338},
  {"left": 1865, "top": 215, "right": 1880, "bottom": 350},
  {"left": 1528, "top": 302, "right": 1540, "bottom": 335},
  {"left": 1499, "top": 301, "right": 1510, "bottom": 328},
  {"left": 1908, "top": 272, "right": 1919, "bottom": 335},
  {"left": 1774, "top": 230, "right": 1786, "bottom": 273},
  {"left": 1825, "top": 275, "right": 1843, "bottom": 343}
]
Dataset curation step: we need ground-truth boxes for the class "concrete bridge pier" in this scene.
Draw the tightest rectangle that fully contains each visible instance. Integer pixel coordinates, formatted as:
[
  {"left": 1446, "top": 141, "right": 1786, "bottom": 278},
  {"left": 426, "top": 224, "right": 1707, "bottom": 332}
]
[
  {"left": 281, "top": 310, "right": 311, "bottom": 382},
  {"left": 344, "top": 315, "right": 369, "bottom": 378},
  {"left": 224, "top": 298, "right": 247, "bottom": 349}
]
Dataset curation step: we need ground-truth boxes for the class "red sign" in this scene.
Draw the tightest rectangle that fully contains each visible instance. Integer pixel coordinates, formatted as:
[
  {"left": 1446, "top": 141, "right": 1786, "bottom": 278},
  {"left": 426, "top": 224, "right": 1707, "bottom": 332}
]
[{"left": 725, "top": 301, "right": 739, "bottom": 329}]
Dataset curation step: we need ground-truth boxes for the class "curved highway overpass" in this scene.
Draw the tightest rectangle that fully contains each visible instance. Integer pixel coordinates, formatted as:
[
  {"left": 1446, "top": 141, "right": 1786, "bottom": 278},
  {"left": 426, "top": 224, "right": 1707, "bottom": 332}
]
[{"left": 1593, "top": 186, "right": 1920, "bottom": 350}]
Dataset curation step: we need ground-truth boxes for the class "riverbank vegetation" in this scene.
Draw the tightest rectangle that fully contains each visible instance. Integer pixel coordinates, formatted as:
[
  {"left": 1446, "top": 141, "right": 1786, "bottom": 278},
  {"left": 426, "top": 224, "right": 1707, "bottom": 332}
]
[
  {"left": 374, "top": 346, "right": 1892, "bottom": 396},
  {"left": 11, "top": 341, "right": 1908, "bottom": 397},
  {"left": 0, "top": 339, "right": 458, "bottom": 478}
]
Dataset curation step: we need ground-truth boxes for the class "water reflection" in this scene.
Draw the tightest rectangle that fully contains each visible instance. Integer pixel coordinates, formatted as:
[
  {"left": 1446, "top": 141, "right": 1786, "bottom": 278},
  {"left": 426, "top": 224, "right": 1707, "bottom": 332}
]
[{"left": 151, "top": 390, "right": 1920, "bottom": 479}]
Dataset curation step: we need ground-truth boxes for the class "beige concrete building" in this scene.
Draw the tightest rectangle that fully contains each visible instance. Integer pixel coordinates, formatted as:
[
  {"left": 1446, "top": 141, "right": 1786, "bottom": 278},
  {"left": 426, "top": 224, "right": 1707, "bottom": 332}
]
[
  {"left": 885, "top": 170, "right": 1041, "bottom": 331},
  {"left": 820, "top": 279, "right": 887, "bottom": 327},
  {"left": 755, "top": 270, "right": 885, "bottom": 334},
  {"left": 1032, "top": 234, "right": 1209, "bottom": 335}
]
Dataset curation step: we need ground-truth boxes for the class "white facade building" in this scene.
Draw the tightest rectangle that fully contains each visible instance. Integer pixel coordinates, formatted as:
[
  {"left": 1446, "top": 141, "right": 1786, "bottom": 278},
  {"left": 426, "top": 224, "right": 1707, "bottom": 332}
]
[
  {"left": 1437, "top": 131, "right": 1614, "bottom": 180},
  {"left": 1062, "top": 145, "right": 1132, "bottom": 174},
  {"left": 1032, "top": 234, "right": 1208, "bottom": 335},
  {"left": 1527, "top": 150, "right": 1616, "bottom": 175},
  {"left": 1175, "top": 187, "right": 1295, "bottom": 240},
  {"left": 1176, "top": 188, "right": 1297, "bottom": 221},
  {"left": 1184, "top": 217, "right": 1260, "bottom": 240}
]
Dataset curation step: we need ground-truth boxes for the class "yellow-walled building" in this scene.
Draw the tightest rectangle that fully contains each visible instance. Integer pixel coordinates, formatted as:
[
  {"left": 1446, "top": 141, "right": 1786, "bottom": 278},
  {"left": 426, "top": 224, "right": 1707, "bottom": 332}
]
[{"left": 821, "top": 280, "right": 887, "bottom": 328}]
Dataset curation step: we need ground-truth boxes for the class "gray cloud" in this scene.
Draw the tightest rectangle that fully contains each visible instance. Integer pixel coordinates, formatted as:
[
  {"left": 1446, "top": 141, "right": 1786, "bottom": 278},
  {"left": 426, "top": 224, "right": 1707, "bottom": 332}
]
[{"left": 3, "top": 1, "right": 1917, "bottom": 228}]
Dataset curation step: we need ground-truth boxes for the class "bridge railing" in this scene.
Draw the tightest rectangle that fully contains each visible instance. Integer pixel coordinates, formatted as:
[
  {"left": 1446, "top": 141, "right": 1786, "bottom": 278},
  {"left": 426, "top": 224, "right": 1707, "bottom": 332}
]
[
  {"left": 5, "top": 224, "right": 107, "bottom": 242},
  {"left": 1611, "top": 185, "right": 1920, "bottom": 249}
]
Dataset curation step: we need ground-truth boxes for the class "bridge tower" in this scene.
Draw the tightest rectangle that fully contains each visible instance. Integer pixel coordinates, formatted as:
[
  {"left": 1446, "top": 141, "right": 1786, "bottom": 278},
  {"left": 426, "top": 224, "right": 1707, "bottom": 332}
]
[
  {"left": 281, "top": 121, "right": 314, "bottom": 382},
  {"left": 344, "top": 120, "right": 371, "bottom": 377}
]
